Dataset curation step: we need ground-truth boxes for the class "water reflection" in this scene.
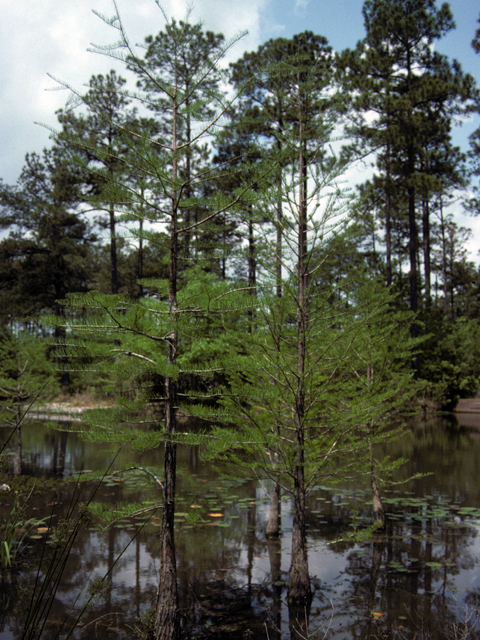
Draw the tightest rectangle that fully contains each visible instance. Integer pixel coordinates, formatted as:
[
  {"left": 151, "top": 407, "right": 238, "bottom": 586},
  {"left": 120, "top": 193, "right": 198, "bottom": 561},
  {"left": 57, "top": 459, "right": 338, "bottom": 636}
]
[{"left": 0, "top": 415, "right": 480, "bottom": 638}]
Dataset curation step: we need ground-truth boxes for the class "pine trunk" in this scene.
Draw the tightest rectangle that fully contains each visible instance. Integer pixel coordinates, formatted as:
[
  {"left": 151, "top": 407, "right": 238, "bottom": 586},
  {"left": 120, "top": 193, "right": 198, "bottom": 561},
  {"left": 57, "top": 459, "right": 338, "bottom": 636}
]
[
  {"left": 423, "top": 197, "right": 431, "bottom": 308},
  {"left": 110, "top": 202, "right": 118, "bottom": 295},
  {"left": 408, "top": 182, "right": 418, "bottom": 317},
  {"left": 137, "top": 209, "right": 144, "bottom": 300},
  {"left": 385, "top": 145, "right": 392, "bottom": 288}
]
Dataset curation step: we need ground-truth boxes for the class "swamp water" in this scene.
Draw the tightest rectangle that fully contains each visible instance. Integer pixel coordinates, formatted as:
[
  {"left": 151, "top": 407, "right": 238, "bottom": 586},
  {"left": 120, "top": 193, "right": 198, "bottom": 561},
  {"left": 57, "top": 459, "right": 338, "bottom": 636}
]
[{"left": 1, "top": 414, "right": 480, "bottom": 639}]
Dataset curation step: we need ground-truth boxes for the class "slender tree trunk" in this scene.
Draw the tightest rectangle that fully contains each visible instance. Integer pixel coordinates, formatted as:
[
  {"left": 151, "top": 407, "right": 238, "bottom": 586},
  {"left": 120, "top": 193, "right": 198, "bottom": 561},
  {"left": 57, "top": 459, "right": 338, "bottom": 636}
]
[
  {"left": 183, "top": 89, "right": 192, "bottom": 262},
  {"left": 110, "top": 202, "right": 118, "bottom": 295},
  {"left": 406, "top": 55, "right": 419, "bottom": 354},
  {"left": 385, "top": 144, "right": 392, "bottom": 288},
  {"left": 154, "top": 64, "right": 179, "bottom": 640},
  {"left": 137, "top": 199, "right": 144, "bottom": 300},
  {"left": 54, "top": 297, "right": 70, "bottom": 390},
  {"left": 289, "top": 438, "right": 310, "bottom": 601},
  {"left": 109, "top": 195, "right": 121, "bottom": 348},
  {"left": 13, "top": 369, "right": 23, "bottom": 476},
  {"left": 288, "top": 94, "right": 311, "bottom": 603},
  {"left": 449, "top": 243, "right": 455, "bottom": 321},
  {"left": 408, "top": 181, "right": 418, "bottom": 318},
  {"left": 439, "top": 198, "right": 449, "bottom": 318},
  {"left": 247, "top": 207, "right": 257, "bottom": 332},
  {"left": 155, "top": 442, "right": 178, "bottom": 640},
  {"left": 366, "top": 353, "right": 385, "bottom": 529},
  {"left": 248, "top": 212, "right": 256, "bottom": 295},
  {"left": 221, "top": 220, "right": 227, "bottom": 280},
  {"left": 423, "top": 196, "right": 431, "bottom": 308},
  {"left": 407, "top": 169, "right": 420, "bottom": 376},
  {"left": 276, "top": 120, "right": 283, "bottom": 300},
  {"left": 265, "top": 130, "right": 284, "bottom": 536}
]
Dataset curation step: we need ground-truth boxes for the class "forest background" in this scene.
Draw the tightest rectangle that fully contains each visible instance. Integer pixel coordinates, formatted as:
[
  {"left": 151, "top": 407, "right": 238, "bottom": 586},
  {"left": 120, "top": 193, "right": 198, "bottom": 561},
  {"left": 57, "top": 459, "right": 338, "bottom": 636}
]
[{"left": 1, "top": 0, "right": 479, "bottom": 409}]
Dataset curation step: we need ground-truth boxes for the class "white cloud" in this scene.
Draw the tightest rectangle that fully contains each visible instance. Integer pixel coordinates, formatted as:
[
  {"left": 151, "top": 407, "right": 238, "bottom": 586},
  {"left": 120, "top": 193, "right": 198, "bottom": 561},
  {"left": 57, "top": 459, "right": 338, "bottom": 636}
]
[
  {"left": 0, "top": 0, "right": 267, "bottom": 183},
  {"left": 294, "top": 0, "right": 309, "bottom": 13}
]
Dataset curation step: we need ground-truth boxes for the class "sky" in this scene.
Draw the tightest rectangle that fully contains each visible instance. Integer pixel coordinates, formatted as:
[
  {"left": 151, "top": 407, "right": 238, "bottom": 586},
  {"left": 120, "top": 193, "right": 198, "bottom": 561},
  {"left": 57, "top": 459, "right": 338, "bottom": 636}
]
[{"left": 1, "top": 0, "right": 479, "bottom": 254}]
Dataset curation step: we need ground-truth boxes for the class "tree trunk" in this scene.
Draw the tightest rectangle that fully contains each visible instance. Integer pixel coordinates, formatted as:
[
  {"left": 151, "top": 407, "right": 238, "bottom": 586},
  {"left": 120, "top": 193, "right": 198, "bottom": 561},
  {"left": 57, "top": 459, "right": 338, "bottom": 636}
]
[
  {"left": 408, "top": 178, "right": 420, "bottom": 375},
  {"left": 385, "top": 144, "right": 392, "bottom": 288},
  {"left": 276, "top": 120, "right": 283, "bottom": 300},
  {"left": 408, "top": 181, "right": 418, "bottom": 318},
  {"left": 248, "top": 211, "right": 256, "bottom": 296},
  {"left": 154, "top": 442, "right": 178, "bottom": 640},
  {"left": 423, "top": 196, "right": 431, "bottom": 308},
  {"left": 154, "top": 62, "right": 179, "bottom": 640},
  {"left": 247, "top": 207, "right": 256, "bottom": 331},
  {"left": 137, "top": 212, "right": 144, "bottom": 300},
  {"left": 54, "top": 298, "right": 70, "bottom": 390},
  {"left": 110, "top": 202, "right": 118, "bottom": 295},
  {"left": 288, "top": 94, "right": 311, "bottom": 603},
  {"left": 289, "top": 452, "right": 311, "bottom": 601},
  {"left": 267, "top": 128, "right": 284, "bottom": 539}
]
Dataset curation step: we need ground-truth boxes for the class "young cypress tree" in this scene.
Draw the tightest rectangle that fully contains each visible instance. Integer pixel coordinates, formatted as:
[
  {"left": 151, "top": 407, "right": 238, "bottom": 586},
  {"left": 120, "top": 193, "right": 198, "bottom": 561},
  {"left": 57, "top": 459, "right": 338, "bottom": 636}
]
[
  {"left": 46, "top": 6, "right": 263, "bottom": 639},
  {"left": 201, "top": 33, "right": 422, "bottom": 621},
  {"left": 220, "top": 31, "right": 340, "bottom": 539},
  {"left": 202, "top": 32, "right": 358, "bottom": 607}
]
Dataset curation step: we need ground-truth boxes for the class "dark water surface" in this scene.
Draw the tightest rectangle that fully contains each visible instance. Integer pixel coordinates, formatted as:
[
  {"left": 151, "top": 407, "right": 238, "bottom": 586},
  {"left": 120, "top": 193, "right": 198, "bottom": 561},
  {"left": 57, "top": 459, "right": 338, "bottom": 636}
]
[{"left": 1, "top": 413, "right": 480, "bottom": 639}]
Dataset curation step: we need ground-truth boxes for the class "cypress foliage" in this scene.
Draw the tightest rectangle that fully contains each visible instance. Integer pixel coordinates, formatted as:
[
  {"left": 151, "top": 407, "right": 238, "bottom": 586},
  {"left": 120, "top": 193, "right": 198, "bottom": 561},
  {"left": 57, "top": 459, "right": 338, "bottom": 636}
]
[{"left": 45, "top": 6, "right": 266, "bottom": 639}]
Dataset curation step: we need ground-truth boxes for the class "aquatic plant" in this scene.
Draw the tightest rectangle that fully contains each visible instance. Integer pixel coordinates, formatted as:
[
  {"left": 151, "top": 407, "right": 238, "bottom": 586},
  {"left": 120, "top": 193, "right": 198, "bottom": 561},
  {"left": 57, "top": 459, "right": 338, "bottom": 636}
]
[{"left": 0, "top": 493, "right": 48, "bottom": 569}]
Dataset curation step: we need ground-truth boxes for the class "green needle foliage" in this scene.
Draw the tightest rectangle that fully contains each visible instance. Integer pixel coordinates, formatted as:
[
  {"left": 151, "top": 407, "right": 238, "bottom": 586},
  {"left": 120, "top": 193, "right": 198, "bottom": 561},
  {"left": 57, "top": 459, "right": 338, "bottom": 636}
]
[
  {"left": 44, "top": 4, "right": 267, "bottom": 638},
  {"left": 41, "top": 0, "right": 428, "bottom": 630},
  {"left": 201, "top": 29, "right": 422, "bottom": 603}
]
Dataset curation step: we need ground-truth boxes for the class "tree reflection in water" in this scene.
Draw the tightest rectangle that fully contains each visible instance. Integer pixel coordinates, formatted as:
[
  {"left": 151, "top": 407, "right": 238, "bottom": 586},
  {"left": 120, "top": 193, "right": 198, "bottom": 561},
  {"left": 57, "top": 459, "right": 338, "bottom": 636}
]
[{"left": 0, "top": 415, "right": 480, "bottom": 638}]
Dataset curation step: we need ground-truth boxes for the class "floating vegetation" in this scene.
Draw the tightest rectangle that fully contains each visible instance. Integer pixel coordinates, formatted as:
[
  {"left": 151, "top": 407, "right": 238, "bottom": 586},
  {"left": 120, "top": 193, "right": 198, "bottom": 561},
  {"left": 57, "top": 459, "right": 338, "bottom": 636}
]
[{"left": 309, "top": 484, "right": 480, "bottom": 532}]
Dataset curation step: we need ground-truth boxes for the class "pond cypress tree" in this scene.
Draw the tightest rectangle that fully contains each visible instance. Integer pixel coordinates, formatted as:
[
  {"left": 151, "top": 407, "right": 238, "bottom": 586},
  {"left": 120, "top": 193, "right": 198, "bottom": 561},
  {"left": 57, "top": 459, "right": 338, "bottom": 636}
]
[
  {"left": 202, "top": 37, "right": 423, "bottom": 623},
  {"left": 129, "top": 18, "right": 227, "bottom": 266},
  {"left": 46, "top": 5, "right": 265, "bottom": 639},
  {"left": 203, "top": 33, "right": 361, "bottom": 608},
  {"left": 222, "top": 32, "right": 340, "bottom": 540}
]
